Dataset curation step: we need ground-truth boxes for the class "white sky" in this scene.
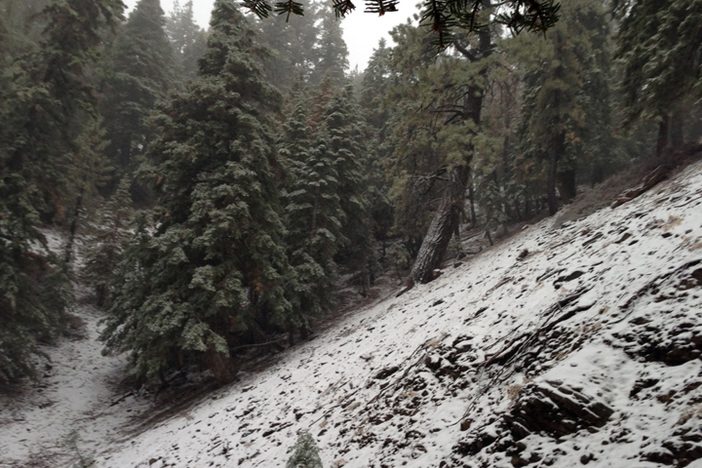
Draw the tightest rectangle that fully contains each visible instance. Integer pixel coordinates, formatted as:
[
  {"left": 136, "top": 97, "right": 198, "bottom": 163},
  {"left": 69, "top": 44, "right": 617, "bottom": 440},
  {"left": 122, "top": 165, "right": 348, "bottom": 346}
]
[{"left": 123, "top": 0, "right": 415, "bottom": 71}]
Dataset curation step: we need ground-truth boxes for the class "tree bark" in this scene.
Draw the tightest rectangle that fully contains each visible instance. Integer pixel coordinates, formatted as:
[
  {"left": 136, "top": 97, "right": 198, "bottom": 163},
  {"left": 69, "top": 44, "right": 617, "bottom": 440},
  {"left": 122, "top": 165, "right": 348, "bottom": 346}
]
[
  {"left": 557, "top": 169, "right": 576, "bottom": 204},
  {"left": 409, "top": 26, "right": 492, "bottom": 285},
  {"left": 468, "top": 177, "right": 477, "bottom": 228},
  {"left": 547, "top": 138, "right": 559, "bottom": 216},
  {"left": 205, "top": 346, "right": 238, "bottom": 386},
  {"left": 410, "top": 164, "right": 469, "bottom": 283},
  {"left": 670, "top": 109, "right": 684, "bottom": 151},
  {"left": 656, "top": 115, "right": 669, "bottom": 158}
]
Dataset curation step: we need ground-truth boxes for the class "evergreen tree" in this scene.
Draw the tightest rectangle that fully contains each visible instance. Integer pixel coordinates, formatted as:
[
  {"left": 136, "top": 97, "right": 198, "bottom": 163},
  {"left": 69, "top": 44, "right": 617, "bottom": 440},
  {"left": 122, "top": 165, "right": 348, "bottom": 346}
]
[
  {"left": 309, "top": 6, "right": 348, "bottom": 85},
  {"left": 359, "top": 39, "right": 401, "bottom": 255},
  {"left": 0, "top": 0, "right": 123, "bottom": 383},
  {"left": 166, "top": 0, "right": 208, "bottom": 85},
  {"left": 514, "top": 0, "right": 617, "bottom": 214},
  {"left": 322, "top": 89, "right": 377, "bottom": 291},
  {"left": 255, "top": 1, "right": 320, "bottom": 90},
  {"left": 101, "top": 1, "right": 296, "bottom": 385},
  {"left": 281, "top": 103, "right": 345, "bottom": 325},
  {"left": 286, "top": 431, "right": 323, "bottom": 468},
  {"left": 614, "top": 0, "right": 702, "bottom": 154},
  {"left": 100, "top": 0, "right": 173, "bottom": 191}
]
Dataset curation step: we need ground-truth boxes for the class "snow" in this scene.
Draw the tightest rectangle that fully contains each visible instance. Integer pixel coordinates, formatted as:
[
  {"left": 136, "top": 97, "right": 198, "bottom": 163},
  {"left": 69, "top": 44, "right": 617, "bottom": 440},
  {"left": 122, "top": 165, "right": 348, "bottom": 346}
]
[
  {"left": 2, "top": 160, "right": 702, "bottom": 468},
  {"left": 0, "top": 254, "right": 150, "bottom": 467}
]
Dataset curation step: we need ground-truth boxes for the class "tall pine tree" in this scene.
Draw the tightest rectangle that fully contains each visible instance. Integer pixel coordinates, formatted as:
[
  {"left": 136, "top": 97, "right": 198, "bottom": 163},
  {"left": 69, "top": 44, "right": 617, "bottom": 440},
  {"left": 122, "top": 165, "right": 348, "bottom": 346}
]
[
  {"left": 100, "top": 0, "right": 173, "bottom": 192},
  {"left": 165, "top": 0, "right": 208, "bottom": 86},
  {"left": 0, "top": 0, "right": 123, "bottom": 383},
  {"left": 614, "top": 0, "right": 702, "bottom": 154},
  {"left": 281, "top": 103, "right": 345, "bottom": 327},
  {"left": 101, "top": 0, "right": 296, "bottom": 385},
  {"left": 322, "top": 89, "right": 377, "bottom": 291}
]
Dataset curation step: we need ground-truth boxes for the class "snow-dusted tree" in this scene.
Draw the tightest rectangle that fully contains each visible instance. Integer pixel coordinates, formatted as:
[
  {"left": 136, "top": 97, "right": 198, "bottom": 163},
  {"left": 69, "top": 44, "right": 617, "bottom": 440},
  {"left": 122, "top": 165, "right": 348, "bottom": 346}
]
[
  {"left": 614, "top": 0, "right": 702, "bottom": 154},
  {"left": 0, "top": 0, "right": 122, "bottom": 383},
  {"left": 286, "top": 431, "right": 323, "bottom": 468},
  {"left": 322, "top": 89, "right": 377, "bottom": 291},
  {"left": 100, "top": 0, "right": 173, "bottom": 191},
  {"left": 281, "top": 103, "right": 345, "bottom": 327},
  {"left": 101, "top": 1, "right": 296, "bottom": 385}
]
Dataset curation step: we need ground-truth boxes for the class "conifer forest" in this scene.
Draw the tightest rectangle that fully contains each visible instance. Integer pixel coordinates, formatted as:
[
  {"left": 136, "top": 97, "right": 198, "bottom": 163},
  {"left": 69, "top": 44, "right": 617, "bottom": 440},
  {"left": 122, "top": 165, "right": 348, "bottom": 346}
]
[{"left": 1, "top": 0, "right": 702, "bottom": 466}]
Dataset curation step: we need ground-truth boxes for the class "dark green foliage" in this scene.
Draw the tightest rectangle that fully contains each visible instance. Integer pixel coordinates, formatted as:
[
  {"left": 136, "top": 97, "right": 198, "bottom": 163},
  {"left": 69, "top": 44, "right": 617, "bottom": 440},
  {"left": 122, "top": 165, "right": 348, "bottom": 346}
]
[
  {"left": 286, "top": 431, "right": 323, "bottom": 468},
  {"left": 0, "top": 244, "right": 70, "bottom": 383},
  {"left": 100, "top": 0, "right": 173, "bottom": 190},
  {"left": 322, "top": 89, "right": 378, "bottom": 290},
  {"left": 614, "top": 0, "right": 702, "bottom": 125},
  {"left": 0, "top": 0, "right": 123, "bottom": 383},
  {"left": 514, "top": 0, "right": 619, "bottom": 212},
  {"left": 101, "top": 1, "right": 296, "bottom": 384},
  {"left": 282, "top": 103, "right": 344, "bottom": 320}
]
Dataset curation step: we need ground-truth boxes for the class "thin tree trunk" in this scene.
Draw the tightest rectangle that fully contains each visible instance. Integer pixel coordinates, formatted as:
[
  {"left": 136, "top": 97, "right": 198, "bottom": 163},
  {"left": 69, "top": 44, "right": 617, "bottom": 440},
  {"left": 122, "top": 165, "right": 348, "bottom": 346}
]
[
  {"left": 547, "top": 140, "right": 559, "bottom": 216},
  {"left": 557, "top": 169, "right": 576, "bottom": 203},
  {"left": 64, "top": 189, "right": 84, "bottom": 268},
  {"left": 656, "top": 115, "right": 669, "bottom": 158},
  {"left": 670, "top": 109, "right": 684, "bottom": 151},
  {"left": 468, "top": 177, "right": 477, "bottom": 228}
]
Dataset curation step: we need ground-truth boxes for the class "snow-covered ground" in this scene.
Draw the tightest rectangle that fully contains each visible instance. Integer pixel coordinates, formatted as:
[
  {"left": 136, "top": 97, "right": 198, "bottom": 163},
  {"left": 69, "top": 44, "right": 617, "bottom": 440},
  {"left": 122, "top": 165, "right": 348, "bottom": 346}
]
[
  {"left": 2, "top": 160, "right": 701, "bottom": 468},
  {"left": 0, "top": 244, "right": 150, "bottom": 468}
]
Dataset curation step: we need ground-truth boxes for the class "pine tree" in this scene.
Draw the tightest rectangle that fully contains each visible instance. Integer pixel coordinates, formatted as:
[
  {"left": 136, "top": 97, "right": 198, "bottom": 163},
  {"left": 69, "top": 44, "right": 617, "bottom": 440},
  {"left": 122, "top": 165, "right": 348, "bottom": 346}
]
[
  {"left": 100, "top": 0, "right": 173, "bottom": 192},
  {"left": 286, "top": 431, "right": 323, "bottom": 468},
  {"left": 165, "top": 0, "right": 208, "bottom": 85},
  {"left": 359, "top": 38, "right": 396, "bottom": 255},
  {"left": 101, "top": 1, "right": 295, "bottom": 385},
  {"left": 0, "top": 0, "right": 123, "bottom": 383},
  {"left": 614, "top": 0, "right": 702, "bottom": 155},
  {"left": 254, "top": 1, "right": 321, "bottom": 90},
  {"left": 281, "top": 103, "right": 345, "bottom": 325},
  {"left": 309, "top": 7, "right": 349, "bottom": 86},
  {"left": 514, "top": 0, "right": 617, "bottom": 214},
  {"left": 322, "top": 88, "right": 377, "bottom": 292}
]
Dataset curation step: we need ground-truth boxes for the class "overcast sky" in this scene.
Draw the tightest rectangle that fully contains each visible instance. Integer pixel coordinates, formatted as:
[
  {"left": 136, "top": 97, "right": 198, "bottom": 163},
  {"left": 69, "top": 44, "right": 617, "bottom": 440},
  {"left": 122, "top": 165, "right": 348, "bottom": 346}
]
[{"left": 123, "top": 0, "right": 414, "bottom": 71}]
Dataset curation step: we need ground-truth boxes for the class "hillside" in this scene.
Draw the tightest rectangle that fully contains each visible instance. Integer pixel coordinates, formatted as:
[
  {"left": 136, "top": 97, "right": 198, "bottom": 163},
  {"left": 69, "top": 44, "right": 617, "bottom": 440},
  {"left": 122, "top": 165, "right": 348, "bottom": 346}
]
[
  {"left": 96, "top": 159, "right": 702, "bottom": 467},
  {"left": 2, "top": 159, "right": 702, "bottom": 468}
]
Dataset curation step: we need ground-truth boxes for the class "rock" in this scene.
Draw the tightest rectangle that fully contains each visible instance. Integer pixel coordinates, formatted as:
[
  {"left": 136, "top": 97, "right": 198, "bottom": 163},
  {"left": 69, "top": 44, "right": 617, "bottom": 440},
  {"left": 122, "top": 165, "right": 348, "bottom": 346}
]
[
  {"left": 504, "top": 380, "right": 613, "bottom": 440},
  {"left": 374, "top": 366, "right": 400, "bottom": 380}
]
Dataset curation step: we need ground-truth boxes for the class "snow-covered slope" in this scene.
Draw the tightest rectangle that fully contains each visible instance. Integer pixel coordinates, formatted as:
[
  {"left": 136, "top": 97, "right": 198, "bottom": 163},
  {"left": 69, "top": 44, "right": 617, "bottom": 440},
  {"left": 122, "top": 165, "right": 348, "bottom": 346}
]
[
  {"left": 4, "top": 160, "right": 702, "bottom": 468},
  {"left": 93, "top": 160, "right": 702, "bottom": 468},
  {"left": 0, "top": 282, "right": 152, "bottom": 468}
]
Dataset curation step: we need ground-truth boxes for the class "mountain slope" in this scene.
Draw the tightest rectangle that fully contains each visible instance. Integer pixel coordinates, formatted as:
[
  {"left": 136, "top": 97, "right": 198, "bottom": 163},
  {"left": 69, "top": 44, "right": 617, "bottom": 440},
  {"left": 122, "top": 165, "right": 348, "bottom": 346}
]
[{"left": 91, "top": 159, "right": 702, "bottom": 468}]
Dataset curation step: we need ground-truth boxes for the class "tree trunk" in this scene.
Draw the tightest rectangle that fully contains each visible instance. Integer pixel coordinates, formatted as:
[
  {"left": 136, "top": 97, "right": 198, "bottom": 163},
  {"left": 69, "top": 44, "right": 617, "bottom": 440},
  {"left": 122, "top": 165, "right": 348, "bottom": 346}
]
[
  {"left": 557, "top": 169, "right": 576, "bottom": 204},
  {"left": 205, "top": 346, "right": 237, "bottom": 386},
  {"left": 656, "top": 115, "right": 669, "bottom": 158},
  {"left": 468, "top": 177, "right": 477, "bottom": 228},
  {"left": 410, "top": 165, "right": 469, "bottom": 284},
  {"left": 409, "top": 26, "right": 492, "bottom": 285},
  {"left": 670, "top": 109, "right": 684, "bottom": 151},
  {"left": 547, "top": 141, "right": 559, "bottom": 216}
]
